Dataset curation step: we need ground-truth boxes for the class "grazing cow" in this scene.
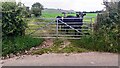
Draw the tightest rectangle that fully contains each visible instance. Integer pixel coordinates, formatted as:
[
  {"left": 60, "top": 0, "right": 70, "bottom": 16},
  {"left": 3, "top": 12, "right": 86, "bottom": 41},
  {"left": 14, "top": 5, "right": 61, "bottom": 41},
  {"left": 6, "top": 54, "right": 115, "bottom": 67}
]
[{"left": 56, "top": 12, "right": 86, "bottom": 35}]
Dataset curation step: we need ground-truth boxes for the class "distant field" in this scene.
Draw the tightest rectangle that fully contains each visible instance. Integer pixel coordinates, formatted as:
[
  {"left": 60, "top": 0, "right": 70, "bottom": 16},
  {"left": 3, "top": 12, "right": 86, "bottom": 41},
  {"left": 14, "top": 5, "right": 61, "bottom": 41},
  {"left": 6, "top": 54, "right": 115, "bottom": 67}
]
[
  {"left": 42, "top": 12, "right": 97, "bottom": 18},
  {"left": 85, "top": 13, "right": 97, "bottom": 17},
  {"left": 27, "top": 12, "right": 97, "bottom": 25},
  {"left": 42, "top": 12, "right": 62, "bottom": 18},
  {"left": 41, "top": 12, "right": 97, "bottom": 23}
]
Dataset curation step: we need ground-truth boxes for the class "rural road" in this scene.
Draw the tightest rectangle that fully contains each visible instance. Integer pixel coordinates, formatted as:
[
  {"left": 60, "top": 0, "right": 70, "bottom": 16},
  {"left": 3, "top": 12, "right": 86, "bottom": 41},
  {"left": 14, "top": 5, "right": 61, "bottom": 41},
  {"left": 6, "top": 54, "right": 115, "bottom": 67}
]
[{"left": 1, "top": 52, "right": 119, "bottom": 66}]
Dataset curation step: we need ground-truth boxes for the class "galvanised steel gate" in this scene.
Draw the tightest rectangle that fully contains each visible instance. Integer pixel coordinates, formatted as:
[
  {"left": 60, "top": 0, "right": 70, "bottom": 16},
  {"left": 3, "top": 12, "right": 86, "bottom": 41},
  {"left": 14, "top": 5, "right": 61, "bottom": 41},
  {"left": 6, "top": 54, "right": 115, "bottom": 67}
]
[{"left": 26, "top": 17, "right": 94, "bottom": 39}]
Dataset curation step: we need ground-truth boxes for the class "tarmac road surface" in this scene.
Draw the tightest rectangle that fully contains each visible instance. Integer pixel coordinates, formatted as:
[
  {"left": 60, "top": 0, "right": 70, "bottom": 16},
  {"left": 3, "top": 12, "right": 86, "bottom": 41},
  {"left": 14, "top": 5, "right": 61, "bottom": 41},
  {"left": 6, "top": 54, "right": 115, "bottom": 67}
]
[{"left": 1, "top": 52, "right": 119, "bottom": 66}]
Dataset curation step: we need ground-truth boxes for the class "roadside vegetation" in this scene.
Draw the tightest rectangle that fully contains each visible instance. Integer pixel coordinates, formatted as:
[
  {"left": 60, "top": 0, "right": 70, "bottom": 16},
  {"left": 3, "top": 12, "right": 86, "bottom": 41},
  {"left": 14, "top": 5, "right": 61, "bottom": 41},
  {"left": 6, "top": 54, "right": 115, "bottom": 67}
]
[
  {"left": 2, "top": 36, "right": 44, "bottom": 56},
  {"left": 2, "top": 1, "right": 120, "bottom": 58},
  {"left": 2, "top": 2, "right": 44, "bottom": 57}
]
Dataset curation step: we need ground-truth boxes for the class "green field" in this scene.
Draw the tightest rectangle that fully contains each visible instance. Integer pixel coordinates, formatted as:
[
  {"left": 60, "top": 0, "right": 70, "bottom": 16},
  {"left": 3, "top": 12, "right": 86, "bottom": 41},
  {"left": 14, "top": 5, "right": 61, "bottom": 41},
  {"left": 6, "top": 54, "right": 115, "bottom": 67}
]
[
  {"left": 41, "top": 12, "right": 97, "bottom": 23},
  {"left": 42, "top": 12, "right": 97, "bottom": 18}
]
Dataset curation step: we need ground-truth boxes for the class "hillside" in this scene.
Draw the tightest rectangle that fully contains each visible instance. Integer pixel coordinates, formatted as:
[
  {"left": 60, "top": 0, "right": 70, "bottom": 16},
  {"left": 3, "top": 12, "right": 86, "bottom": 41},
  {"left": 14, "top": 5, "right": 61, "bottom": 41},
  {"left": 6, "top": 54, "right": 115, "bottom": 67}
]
[
  {"left": 42, "top": 8, "right": 77, "bottom": 18},
  {"left": 42, "top": 8, "right": 76, "bottom": 14}
]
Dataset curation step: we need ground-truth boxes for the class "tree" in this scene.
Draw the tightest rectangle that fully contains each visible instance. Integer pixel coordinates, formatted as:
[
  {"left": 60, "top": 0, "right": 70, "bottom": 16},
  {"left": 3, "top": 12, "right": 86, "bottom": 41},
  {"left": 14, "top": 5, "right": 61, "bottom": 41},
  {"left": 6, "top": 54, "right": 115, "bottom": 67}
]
[
  {"left": 17, "top": 2, "right": 30, "bottom": 18},
  {"left": 31, "top": 2, "right": 43, "bottom": 17},
  {"left": 2, "top": 2, "right": 27, "bottom": 37}
]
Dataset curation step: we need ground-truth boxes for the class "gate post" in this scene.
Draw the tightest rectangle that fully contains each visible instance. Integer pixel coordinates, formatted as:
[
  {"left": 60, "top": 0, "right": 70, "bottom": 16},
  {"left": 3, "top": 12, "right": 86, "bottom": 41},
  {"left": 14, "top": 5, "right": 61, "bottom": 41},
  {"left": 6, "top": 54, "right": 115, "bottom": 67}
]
[
  {"left": 56, "top": 18, "right": 58, "bottom": 38},
  {"left": 90, "top": 17, "right": 93, "bottom": 33}
]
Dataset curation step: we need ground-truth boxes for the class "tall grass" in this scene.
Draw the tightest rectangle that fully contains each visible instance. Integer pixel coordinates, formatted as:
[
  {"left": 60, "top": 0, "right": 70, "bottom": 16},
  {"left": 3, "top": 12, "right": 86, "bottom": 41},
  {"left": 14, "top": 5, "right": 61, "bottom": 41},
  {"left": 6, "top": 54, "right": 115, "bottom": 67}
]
[
  {"left": 71, "top": 31, "right": 118, "bottom": 53},
  {"left": 2, "top": 36, "right": 44, "bottom": 56}
]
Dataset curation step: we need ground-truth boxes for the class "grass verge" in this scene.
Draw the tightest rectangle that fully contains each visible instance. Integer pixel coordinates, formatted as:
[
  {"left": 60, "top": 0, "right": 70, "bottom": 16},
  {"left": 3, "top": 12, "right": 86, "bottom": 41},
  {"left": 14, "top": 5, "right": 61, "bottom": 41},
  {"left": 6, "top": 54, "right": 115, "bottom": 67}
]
[
  {"left": 2, "top": 36, "right": 44, "bottom": 57},
  {"left": 32, "top": 38, "right": 89, "bottom": 55},
  {"left": 70, "top": 35, "right": 119, "bottom": 53}
]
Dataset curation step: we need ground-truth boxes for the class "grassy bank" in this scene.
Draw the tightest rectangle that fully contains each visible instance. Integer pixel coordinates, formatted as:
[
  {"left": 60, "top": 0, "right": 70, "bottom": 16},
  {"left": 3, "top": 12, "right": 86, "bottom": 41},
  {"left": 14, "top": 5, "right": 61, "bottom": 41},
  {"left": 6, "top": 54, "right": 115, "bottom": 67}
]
[
  {"left": 2, "top": 36, "right": 44, "bottom": 56},
  {"left": 70, "top": 35, "right": 118, "bottom": 53}
]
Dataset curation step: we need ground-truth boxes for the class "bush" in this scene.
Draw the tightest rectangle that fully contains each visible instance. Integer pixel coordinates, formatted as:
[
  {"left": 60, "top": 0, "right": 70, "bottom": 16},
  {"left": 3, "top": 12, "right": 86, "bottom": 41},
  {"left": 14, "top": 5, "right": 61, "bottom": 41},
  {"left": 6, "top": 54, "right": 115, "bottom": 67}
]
[
  {"left": 2, "top": 36, "right": 44, "bottom": 56},
  {"left": 71, "top": 31, "right": 118, "bottom": 53},
  {"left": 96, "top": 1, "right": 120, "bottom": 38},
  {"left": 86, "top": 1, "right": 120, "bottom": 53},
  {"left": 2, "top": 2, "right": 27, "bottom": 37}
]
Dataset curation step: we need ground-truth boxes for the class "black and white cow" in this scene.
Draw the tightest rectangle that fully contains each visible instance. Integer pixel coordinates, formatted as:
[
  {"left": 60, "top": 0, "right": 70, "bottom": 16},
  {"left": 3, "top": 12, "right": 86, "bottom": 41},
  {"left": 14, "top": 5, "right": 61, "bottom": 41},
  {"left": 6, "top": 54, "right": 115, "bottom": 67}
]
[{"left": 56, "top": 12, "right": 86, "bottom": 35}]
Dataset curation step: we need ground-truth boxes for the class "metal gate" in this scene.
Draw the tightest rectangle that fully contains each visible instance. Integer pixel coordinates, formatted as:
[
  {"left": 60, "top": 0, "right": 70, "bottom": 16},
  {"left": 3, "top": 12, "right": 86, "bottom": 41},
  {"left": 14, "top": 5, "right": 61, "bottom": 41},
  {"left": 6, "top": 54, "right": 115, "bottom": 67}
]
[{"left": 26, "top": 17, "right": 94, "bottom": 39}]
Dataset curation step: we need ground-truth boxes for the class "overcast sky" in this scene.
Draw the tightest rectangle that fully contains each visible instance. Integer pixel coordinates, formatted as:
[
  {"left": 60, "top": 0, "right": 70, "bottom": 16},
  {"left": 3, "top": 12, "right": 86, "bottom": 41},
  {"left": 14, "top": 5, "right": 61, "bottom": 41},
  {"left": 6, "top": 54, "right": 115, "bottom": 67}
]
[{"left": 19, "top": 0, "right": 105, "bottom": 11}]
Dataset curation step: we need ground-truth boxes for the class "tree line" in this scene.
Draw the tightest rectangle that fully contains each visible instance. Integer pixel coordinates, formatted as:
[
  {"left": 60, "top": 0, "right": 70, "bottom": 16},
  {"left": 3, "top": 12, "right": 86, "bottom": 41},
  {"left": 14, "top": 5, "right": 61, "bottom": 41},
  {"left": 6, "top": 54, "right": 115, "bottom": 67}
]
[{"left": 18, "top": 2, "right": 44, "bottom": 18}]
